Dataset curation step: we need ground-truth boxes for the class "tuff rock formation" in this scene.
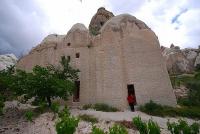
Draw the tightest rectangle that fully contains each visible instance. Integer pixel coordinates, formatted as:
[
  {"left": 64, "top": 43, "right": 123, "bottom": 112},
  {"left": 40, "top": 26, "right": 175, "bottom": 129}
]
[
  {"left": 17, "top": 8, "right": 177, "bottom": 109},
  {"left": 0, "top": 54, "right": 18, "bottom": 70},
  {"left": 161, "top": 44, "right": 200, "bottom": 74},
  {"left": 89, "top": 7, "right": 114, "bottom": 35}
]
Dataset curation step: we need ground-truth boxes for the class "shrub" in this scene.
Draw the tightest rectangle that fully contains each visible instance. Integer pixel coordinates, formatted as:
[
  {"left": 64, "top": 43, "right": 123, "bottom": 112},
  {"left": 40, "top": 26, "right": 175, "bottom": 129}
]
[
  {"left": 82, "top": 104, "right": 93, "bottom": 110},
  {"left": 140, "top": 100, "right": 164, "bottom": 116},
  {"left": 167, "top": 119, "right": 200, "bottom": 134},
  {"left": 140, "top": 100, "right": 200, "bottom": 119},
  {"left": 132, "top": 116, "right": 148, "bottom": 134},
  {"left": 148, "top": 119, "right": 161, "bottom": 134},
  {"left": 93, "top": 103, "right": 118, "bottom": 112},
  {"left": 56, "top": 115, "right": 79, "bottom": 134},
  {"left": 109, "top": 124, "right": 128, "bottom": 134},
  {"left": 51, "top": 102, "right": 60, "bottom": 113},
  {"left": 38, "top": 101, "right": 48, "bottom": 113},
  {"left": 25, "top": 110, "right": 34, "bottom": 121},
  {"left": 58, "top": 106, "right": 70, "bottom": 118},
  {"left": 91, "top": 126, "right": 105, "bottom": 134},
  {"left": 79, "top": 114, "right": 98, "bottom": 123}
]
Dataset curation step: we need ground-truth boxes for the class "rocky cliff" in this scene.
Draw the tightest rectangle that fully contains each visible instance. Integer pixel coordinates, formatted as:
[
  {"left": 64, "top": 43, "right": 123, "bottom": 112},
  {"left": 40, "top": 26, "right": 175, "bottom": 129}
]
[
  {"left": 89, "top": 7, "right": 114, "bottom": 35},
  {"left": 0, "top": 54, "right": 18, "bottom": 70},
  {"left": 161, "top": 44, "right": 200, "bottom": 74}
]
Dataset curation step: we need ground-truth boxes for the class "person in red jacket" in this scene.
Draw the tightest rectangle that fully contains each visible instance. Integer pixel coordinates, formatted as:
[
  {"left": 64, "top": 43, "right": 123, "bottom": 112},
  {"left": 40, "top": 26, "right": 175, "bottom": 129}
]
[{"left": 127, "top": 93, "right": 136, "bottom": 111}]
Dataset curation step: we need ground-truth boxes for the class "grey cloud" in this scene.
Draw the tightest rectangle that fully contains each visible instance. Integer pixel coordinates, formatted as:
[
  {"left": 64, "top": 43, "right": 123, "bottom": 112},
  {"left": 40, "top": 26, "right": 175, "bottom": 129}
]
[{"left": 0, "top": 0, "right": 47, "bottom": 57}]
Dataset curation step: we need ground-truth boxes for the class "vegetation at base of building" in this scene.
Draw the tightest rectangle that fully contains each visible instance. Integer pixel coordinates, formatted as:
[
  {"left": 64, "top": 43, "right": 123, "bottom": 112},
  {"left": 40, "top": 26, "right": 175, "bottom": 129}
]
[
  {"left": 78, "top": 114, "right": 98, "bottom": 123},
  {"left": 24, "top": 110, "right": 34, "bottom": 121},
  {"left": 82, "top": 103, "right": 119, "bottom": 112},
  {"left": 140, "top": 100, "right": 200, "bottom": 119},
  {"left": 82, "top": 104, "right": 93, "bottom": 110},
  {"left": 132, "top": 116, "right": 161, "bottom": 134},
  {"left": 0, "top": 56, "right": 79, "bottom": 107},
  {"left": 167, "top": 119, "right": 200, "bottom": 134},
  {"left": 56, "top": 106, "right": 79, "bottom": 134}
]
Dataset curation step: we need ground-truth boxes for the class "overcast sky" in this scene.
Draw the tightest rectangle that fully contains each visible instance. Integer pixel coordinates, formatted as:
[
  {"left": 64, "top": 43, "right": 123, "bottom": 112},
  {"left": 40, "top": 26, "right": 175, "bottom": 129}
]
[{"left": 0, "top": 0, "right": 200, "bottom": 57}]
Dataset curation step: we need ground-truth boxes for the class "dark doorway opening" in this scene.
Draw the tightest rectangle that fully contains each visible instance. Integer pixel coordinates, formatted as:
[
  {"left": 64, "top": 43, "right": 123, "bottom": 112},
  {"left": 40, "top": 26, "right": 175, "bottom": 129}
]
[
  {"left": 127, "top": 84, "right": 136, "bottom": 104},
  {"left": 73, "top": 81, "right": 80, "bottom": 102},
  {"left": 100, "top": 21, "right": 104, "bottom": 26}
]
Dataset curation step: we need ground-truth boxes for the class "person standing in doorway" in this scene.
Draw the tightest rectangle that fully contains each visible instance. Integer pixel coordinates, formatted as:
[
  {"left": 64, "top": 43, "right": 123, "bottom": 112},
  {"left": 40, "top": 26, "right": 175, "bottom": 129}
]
[{"left": 127, "top": 93, "right": 136, "bottom": 111}]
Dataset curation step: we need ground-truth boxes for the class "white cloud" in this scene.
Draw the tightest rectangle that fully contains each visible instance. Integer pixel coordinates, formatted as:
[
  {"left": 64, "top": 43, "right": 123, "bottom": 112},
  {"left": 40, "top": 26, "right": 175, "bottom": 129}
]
[
  {"left": 35, "top": 0, "right": 107, "bottom": 34},
  {"left": 133, "top": 0, "right": 200, "bottom": 48},
  {"left": 0, "top": 0, "right": 200, "bottom": 56}
]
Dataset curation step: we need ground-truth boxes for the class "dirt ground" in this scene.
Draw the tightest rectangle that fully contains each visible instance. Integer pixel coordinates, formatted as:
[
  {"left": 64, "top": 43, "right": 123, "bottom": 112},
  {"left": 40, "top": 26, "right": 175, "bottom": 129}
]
[{"left": 0, "top": 101, "right": 199, "bottom": 134}]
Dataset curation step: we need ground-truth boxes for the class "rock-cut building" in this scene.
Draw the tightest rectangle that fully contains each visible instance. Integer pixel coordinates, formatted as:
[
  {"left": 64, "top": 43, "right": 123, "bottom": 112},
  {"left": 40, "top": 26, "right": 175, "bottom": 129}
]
[{"left": 17, "top": 8, "right": 177, "bottom": 109}]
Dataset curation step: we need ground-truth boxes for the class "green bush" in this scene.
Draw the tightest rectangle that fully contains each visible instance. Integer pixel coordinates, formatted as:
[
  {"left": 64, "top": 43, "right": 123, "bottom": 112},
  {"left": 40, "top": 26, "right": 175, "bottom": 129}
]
[
  {"left": 79, "top": 114, "right": 98, "bottom": 123},
  {"left": 132, "top": 116, "right": 148, "bottom": 134},
  {"left": 82, "top": 104, "right": 93, "bottom": 110},
  {"left": 25, "top": 110, "right": 34, "bottom": 121},
  {"left": 91, "top": 126, "right": 105, "bottom": 134},
  {"left": 140, "top": 101, "right": 200, "bottom": 119},
  {"left": 167, "top": 119, "right": 200, "bottom": 134},
  {"left": 56, "top": 115, "right": 79, "bottom": 134},
  {"left": 109, "top": 124, "right": 128, "bottom": 134},
  {"left": 140, "top": 100, "right": 164, "bottom": 116},
  {"left": 50, "top": 102, "right": 60, "bottom": 113},
  {"left": 148, "top": 119, "right": 161, "bottom": 134},
  {"left": 58, "top": 106, "right": 70, "bottom": 118},
  {"left": 38, "top": 101, "right": 48, "bottom": 113},
  {"left": 93, "top": 103, "right": 118, "bottom": 112},
  {"left": 132, "top": 116, "right": 160, "bottom": 134}
]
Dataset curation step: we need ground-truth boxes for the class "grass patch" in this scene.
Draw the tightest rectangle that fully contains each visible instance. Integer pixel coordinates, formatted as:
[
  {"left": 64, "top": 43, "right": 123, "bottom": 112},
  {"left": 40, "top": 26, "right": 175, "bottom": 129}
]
[
  {"left": 82, "top": 104, "right": 93, "bottom": 110},
  {"left": 140, "top": 100, "right": 200, "bottom": 119},
  {"left": 79, "top": 114, "right": 98, "bottom": 123},
  {"left": 82, "top": 103, "right": 119, "bottom": 112}
]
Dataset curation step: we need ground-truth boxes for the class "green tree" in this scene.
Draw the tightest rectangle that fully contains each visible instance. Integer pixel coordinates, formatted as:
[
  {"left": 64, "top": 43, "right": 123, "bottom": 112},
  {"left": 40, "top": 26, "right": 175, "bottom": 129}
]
[{"left": 9, "top": 56, "right": 79, "bottom": 106}]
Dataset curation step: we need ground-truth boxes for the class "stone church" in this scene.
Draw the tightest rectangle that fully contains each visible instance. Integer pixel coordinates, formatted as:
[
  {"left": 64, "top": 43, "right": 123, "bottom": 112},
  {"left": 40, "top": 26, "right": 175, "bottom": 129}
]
[{"left": 17, "top": 7, "right": 177, "bottom": 109}]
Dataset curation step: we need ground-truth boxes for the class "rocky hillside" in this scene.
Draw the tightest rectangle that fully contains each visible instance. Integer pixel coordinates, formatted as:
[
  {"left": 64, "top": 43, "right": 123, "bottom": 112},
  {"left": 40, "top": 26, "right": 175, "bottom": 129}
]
[
  {"left": 0, "top": 54, "right": 18, "bottom": 71},
  {"left": 161, "top": 44, "right": 200, "bottom": 74}
]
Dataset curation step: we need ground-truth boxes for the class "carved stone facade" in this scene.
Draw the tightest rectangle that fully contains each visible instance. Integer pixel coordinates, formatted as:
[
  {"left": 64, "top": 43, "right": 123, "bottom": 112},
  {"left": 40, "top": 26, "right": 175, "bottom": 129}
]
[{"left": 17, "top": 8, "right": 177, "bottom": 109}]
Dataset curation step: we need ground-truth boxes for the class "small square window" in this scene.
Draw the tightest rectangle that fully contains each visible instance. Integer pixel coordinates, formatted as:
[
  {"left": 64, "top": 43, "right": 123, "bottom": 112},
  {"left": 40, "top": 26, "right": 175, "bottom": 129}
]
[
  {"left": 76, "top": 53, "right": 80, "bottom": 58},
  {"left": 67, "top": 43, "right": 71, "bottom": 46}
]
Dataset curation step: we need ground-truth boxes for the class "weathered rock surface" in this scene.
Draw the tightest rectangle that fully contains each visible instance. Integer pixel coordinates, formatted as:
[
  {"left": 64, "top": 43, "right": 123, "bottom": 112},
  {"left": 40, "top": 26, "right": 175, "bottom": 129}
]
[
  {"left": 0, "top": 54, "right": 18, "bottom": 70},
  {"left": 89, "top": 7, "right": 114, "bottom": 35},
  {"left": 161, "top": 45, "right": 200, "bottom": 74},
  {"left": 17, "top": 7, "right": 177, "bottom": 108},
  {"left": 194, "top": 53, "right": 200, "bottom": 67}
]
